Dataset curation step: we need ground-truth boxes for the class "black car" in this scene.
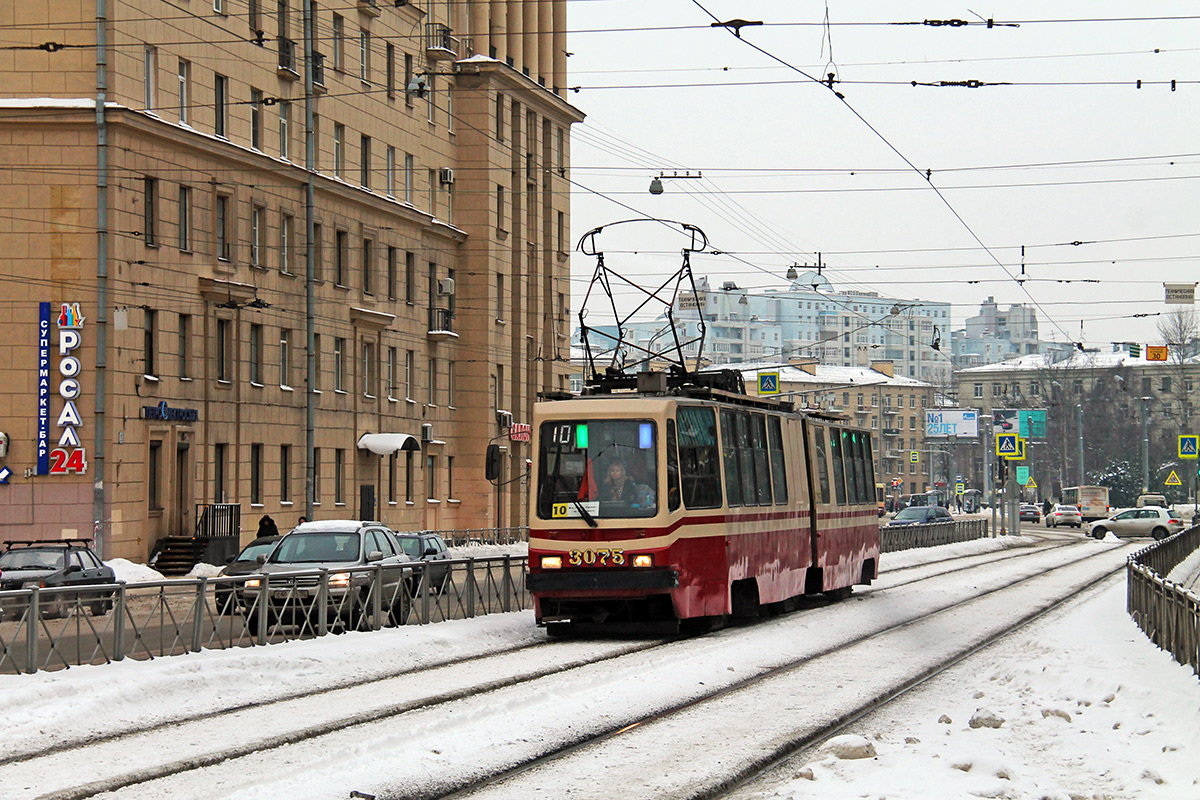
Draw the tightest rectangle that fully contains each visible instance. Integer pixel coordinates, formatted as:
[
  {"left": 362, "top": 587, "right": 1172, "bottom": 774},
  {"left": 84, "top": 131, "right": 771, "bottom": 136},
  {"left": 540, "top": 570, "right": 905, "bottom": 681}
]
[
  {"left": 0, "top": 539, "right": 118, "bottom": 619},
  {"left": 395, "top": 533, "right": 451, "bottom": 592},
  {"left": 214, "top": 535, "right": 281, "bottom": 612}
]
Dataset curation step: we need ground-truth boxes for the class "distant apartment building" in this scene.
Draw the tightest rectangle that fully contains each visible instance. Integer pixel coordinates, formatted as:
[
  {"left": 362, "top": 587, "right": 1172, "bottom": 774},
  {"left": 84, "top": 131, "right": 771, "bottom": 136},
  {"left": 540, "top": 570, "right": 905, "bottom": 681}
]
[
  {"left": 0, "top": 1, "right": 581, "bottom": 558},
  {"left": 952, "top": 296, "right": 1073, "bottom": 368}
]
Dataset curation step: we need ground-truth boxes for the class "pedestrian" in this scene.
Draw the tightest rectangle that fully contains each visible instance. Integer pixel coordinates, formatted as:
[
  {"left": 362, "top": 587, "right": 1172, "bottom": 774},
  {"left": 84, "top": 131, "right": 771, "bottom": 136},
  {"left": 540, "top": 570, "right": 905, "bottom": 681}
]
[
  {"left": 257, "top": 514, "right": 280, "bottom": 538},
  {"left": 1042, "top": 498, "right": 1052, "bottom": 517},
  {"left": 298, "top": 516, "right": 308, "bottom": 525}
]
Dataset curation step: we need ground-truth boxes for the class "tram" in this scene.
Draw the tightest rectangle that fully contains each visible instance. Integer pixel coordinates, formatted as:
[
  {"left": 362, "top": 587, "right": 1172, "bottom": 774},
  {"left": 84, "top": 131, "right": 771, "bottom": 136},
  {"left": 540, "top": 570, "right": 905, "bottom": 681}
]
[{"left": 526, "top": 370, "right": 881, "bottom": 634}]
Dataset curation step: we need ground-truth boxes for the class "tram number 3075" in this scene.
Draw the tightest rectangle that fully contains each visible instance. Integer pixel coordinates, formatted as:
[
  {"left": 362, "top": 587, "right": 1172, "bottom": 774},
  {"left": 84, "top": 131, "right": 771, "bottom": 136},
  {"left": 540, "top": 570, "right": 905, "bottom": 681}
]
[{"left": 568, "top": 548, "right": 625, "bottom": 567}]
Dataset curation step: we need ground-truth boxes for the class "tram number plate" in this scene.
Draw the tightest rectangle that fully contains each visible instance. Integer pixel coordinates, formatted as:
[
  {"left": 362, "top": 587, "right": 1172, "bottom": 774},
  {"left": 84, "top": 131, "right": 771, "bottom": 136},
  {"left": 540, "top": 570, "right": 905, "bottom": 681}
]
[{"left": 567, "top": 549, "right": 625, "bottom": 567}]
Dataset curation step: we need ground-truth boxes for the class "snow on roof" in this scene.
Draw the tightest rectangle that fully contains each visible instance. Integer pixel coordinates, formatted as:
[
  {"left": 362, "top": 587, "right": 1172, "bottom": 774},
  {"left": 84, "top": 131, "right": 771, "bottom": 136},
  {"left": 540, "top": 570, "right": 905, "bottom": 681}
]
[
  {"left": 957, "top": 348, "right": 1199, "bottom": 375},
  {"left": 0, "top": 98, "right": 122, "bottom": 109},
  {"left": 736, "top": 363, "right": 931, "bottom": 388}
]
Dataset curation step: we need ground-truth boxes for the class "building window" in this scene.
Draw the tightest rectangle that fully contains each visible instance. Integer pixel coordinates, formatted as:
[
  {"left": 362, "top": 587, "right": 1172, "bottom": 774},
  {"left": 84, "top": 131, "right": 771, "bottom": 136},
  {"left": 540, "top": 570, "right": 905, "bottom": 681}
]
[
  {"left": 427, "top": 357, "right": 436, "bottom": 404},
  {"left": 216, "top": 318, "right": 232, "bottom": 382},
  {"left": 405, "top": 349, "right": 413, "bottom": 400},
  {"left": 143, "top": 308, "right": 157, "bottom": 377},
  {"left": 143, "top": 45, "right": 157, "bottom": 112},
  {"left": 360, "top": 134, "right": 371, "bottom": 188},
  {"left": 496, "top": 185, "right": 505, "bottom": 231},
  {"left": 214, "top": 73, "right": 228, "bottom": 137},
  {"left": 313, "top": 333, "right": 322, "bottom": 391},
  {"left": 362, "top": 340, "right": 376, "bottom": 397},
  {"left": 386, "top": 146, "right": 395, "bottom": 198},
  {"left": 386, "top": 42, "right": 396, "bottom": 96},
  {"left": 215, "top": 194, "right": 231, "bottom": 261},
  {"left": 973, "top": 383, "right": 983, "bottom": 398},
  {"left": 250, "top": 88, "right": 263, "bottom": 149},
  {"left": 280, "top": 213, "right": 293, "bottom": 274},
  {"left": 311, "top": 113, "right": 320, "bottom": 168},
  {"left": 332, "top": 13, "right": 344, "bottom": 70},
  {"left": 404, "top": 152, "right": 413, "bottom": 202},
  {"left": 426, "top": 455, "right": 437, "bottom": 500},
  {"left": 495, "top": 91, "right": 504, "bottom": 140},
  {"left": 250, "top": 443, "right": 263, "bottom": 505},
  {"left": 177, "top": 185, "right": 192, "bottom": 251},
  {"left": 333, "top": 337, "right": 345, "bottom": 391},
  {"left": 388, "top": 452, "right": 398, "bottom": 503},
  {"left": 404, "top": 250, "right": 415, "bottom": 302},
  {"left": 358, "top": 28, "right": 370, "bottom": 82},
  {"left": 403, "top": 52, "right": 413, "bottom": 107},
  {"left": 447, "top": 455, "right": 455, "bottom": 499},
  {"left": 250, "top": 205, "right": 264, "bottom": 267},
  {"left": 312, "top": 223, "right": 323, "bottom": 282},
  {"left": 279, "top": 100, "right": 291, "bottom": 160},
  {"left": 214, "top": 443, "right": 228, "bottom": 502},
  {"left": 335, "top": 229, "right": 348, "bottom": 286},
  {"left": 387, "top": 346, "right": 397, "bottom": 399},
  {"left": 279, "top": 328, "right": 291, "bottom": 387},
  {"left": 333, "top": 123, "right": 345, "bottom": 179},
  {"left": 280, "top": 444, "right": 291, "bottom": 503},
  {"left": 143, "top": 177, "right": 158, "bottom": 246},
  {"left": 447, "top": 360, "right": 455, "bottom": 407},
  {"left": 1162, "top": 376, "right": 1172, "bottom": 392},
  {"left": 177, "top": 58, "right": 190, "bottom": 124},
  {"left": 334, "top": 449, "right": 345, "bottom": 505},
  {"left": 405, "top": 450, "right": 414, "bottom": 502},
  {"left": 1142, "top": 377, "right": 1152, "bottom": 394},
  {"left": 361, "top": 237, "right": 373, "bottom": 295},
  {"left": 148, "top": 439, "right": 163, "bottom": 510},
  {"left": 249, "top": 323, "right": 263, "bottom": 384},
  {"left": 386, "top": 246, "right": 397, "bottom": 300},
  {"left": 178, "top": 313, "right": 191, "bottom": 378}
]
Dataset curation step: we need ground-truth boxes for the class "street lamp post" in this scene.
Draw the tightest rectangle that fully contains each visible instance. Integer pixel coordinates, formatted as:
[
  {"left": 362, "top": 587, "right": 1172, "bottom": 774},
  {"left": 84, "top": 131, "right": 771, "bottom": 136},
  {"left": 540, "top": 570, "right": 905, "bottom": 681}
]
[
  {"left": 1076, "top": 402, "right": 1085, "bottom": 486},
  {"left": 1140, "top": 396, "right": 1152, "bottom": 493}
]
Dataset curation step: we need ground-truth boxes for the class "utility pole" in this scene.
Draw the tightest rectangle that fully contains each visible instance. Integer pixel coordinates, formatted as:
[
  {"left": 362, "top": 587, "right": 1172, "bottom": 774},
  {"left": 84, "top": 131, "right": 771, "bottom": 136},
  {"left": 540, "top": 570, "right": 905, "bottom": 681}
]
[
  {"left": 303, "top": 0, "right": 316, "bottom": 520},
  {"left": 1141, "top": 397, "right": 1151, "bottom": 493},
  {"left": 1076, "top": 402, "right": 1085, "bottom": 485}
]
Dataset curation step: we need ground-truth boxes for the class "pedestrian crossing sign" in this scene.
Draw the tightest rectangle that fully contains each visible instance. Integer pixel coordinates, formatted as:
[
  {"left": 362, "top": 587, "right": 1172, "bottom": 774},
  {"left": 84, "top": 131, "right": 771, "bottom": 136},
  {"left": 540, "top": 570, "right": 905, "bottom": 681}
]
[
  {"left": 1180, "top": 435, "right": 1199, "bottom": 459},
  {"left": 996, "top": 433, "right": 1019, "bottom": 456},
  {"left": 757, "top": 372, "right": 780, "bottom": 395},
  {"left": 1165, "top": 470, "right": 1183, "bottom": 486}
]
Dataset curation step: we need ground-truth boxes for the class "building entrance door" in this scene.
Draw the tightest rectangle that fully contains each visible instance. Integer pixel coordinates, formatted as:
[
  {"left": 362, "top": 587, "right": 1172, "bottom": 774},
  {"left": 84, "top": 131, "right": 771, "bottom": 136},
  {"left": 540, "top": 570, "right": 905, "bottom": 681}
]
[
  {"left": 173, "top": 442, "right": 191, "bottom": 535},
  {"left": 358, "top": 484, "right": 376, "bottom": 522}
]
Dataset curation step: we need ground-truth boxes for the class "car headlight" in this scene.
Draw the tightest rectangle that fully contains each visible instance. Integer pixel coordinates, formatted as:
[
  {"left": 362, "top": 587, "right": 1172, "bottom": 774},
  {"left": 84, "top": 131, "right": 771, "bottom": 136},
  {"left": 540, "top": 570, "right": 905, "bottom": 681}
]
[
  {"left": 329, "top": 573, "right": 352, "bottom": 588},
  {"left": 540, "top": 556, "right": 563, "bottom": 570},
  {"left": 244, "top": 578, "right": 261, "bottom": 589}
]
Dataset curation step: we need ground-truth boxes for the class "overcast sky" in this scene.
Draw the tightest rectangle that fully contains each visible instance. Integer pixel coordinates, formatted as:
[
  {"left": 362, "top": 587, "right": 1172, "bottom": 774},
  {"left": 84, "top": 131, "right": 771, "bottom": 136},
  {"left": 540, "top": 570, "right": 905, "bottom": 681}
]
[{"left": 563, "top": 1, "right": 1200, "bottom": 353}]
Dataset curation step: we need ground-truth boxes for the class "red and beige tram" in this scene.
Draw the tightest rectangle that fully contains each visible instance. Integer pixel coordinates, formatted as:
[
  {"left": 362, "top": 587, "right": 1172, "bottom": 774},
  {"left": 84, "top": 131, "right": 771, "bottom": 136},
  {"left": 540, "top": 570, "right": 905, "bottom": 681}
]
[{"left": 526, "top": 372, "right": 880, "bottom": 633}]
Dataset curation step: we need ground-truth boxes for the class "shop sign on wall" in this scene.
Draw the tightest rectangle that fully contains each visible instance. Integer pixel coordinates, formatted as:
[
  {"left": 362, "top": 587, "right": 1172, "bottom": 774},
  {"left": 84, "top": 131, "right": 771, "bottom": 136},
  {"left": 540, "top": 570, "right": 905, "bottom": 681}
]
[{"left": 49, "top": 302, "right": 87, "bottom": 475}]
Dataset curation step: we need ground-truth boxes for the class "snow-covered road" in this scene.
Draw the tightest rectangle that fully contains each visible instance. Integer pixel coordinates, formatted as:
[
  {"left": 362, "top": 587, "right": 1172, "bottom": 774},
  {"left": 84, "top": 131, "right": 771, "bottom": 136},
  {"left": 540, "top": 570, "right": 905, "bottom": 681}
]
[{"left": 2, "top": 534, "right": 1197, "bottom": 800}]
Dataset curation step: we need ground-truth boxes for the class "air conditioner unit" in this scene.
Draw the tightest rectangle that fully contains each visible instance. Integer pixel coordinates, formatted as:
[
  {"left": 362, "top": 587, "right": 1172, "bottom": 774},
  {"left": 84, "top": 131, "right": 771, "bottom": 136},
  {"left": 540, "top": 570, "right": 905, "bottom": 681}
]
[
  {"left": 496, "top": 410, "right": 513, "bottom": 428},
  {"left": 438, "top": 167, "right": 455, "bottom": 185},
  {"left": 437, "top": 277, "right": 455, "bottom": 296},
  {"left": 421, "top": 423, "right": 433, "bottom": 442}
]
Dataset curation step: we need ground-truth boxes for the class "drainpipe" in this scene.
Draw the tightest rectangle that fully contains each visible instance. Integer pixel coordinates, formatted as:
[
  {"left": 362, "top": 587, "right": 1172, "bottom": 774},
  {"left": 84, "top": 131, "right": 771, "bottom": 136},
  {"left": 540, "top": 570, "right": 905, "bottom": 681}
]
[
  {"left": 303, "top": 0, "right": 316, "bottom": 520},
  {"left": 93, "top": 0, "right": 110, "bottom": 556}
]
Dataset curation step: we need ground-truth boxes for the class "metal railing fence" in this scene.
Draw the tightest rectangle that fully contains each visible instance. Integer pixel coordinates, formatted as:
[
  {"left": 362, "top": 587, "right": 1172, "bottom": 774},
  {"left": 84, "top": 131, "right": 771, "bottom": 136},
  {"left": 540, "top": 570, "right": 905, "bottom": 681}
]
[
  {"left": 879, "top": 518, "right": 990, "bottom": 553},
  {"left": 0, "top": 556, "right": 528, "bottom": 675},
  {"left": 1127, "top": 525, "right": 1200, "bottom": 677}
]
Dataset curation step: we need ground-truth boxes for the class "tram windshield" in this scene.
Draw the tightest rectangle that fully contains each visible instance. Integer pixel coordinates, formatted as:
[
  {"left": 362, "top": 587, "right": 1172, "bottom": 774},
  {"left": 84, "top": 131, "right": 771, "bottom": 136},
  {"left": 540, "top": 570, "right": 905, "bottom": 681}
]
[{"left": 537, "top": 419, "right": 658, "bottom": 520}]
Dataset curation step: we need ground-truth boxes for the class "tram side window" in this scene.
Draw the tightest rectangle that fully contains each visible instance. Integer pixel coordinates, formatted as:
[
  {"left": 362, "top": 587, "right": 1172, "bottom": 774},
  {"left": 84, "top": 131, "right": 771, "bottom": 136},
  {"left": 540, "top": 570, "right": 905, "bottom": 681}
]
[
  {"left": 842, "top": 430, "right": 861, "bottom": 504},
  {"left": 677, "top": 407, "right": 722, "bottom": 509},
  {"left": 853, "top": 432, "right": 870, "bottom": 504},
  {"left": 829, "top": 427, "right": 848, "bottom": 505},
  {"left": 721, "top": 408, "right": 743, "bottom": 507},
  {"left": 812, "top": 426, "right": 830, "bottom": 504},
  {"left": 666, "top": 419, "right": 681, "bottom": 512},
  {"left": 751, "top": 413, "right": 772, "bottom": 505},
  {"left": 737, "top": 411, "right": 758, "bottom": 506},
  {"left": 862, "top": 432, "right": 876, "bottom": 499},
  {"left": 768, "top": 416, "right": 788, "bottom": 504}
]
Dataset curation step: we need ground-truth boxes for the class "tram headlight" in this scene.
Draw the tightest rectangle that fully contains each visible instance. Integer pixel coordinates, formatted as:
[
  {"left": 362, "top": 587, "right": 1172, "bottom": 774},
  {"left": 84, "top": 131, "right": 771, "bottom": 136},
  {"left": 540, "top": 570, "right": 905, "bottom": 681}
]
[
  {"left": 632, "top": 554, "right": 654, "bottom": 568},
  {"left": 540, "top": 555, "right": 563, "bottom": 570}
]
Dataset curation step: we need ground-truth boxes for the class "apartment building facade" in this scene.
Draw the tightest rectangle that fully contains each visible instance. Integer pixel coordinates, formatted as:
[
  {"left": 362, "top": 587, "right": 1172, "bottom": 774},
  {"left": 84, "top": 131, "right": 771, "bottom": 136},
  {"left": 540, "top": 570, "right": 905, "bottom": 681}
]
[{"left": 0, "top": 1, "right": 581, "bottom": 558}]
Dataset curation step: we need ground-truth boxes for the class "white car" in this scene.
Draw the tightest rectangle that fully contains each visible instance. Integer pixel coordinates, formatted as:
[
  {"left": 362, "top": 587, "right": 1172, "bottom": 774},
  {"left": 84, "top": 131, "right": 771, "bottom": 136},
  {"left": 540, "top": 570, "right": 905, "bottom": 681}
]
[
  {"left": 1089, "top": 507, "right": 1185, "bottom": 541},
  {"left": 1044, "top": 504, "right": 1083, "bottom": 528}
]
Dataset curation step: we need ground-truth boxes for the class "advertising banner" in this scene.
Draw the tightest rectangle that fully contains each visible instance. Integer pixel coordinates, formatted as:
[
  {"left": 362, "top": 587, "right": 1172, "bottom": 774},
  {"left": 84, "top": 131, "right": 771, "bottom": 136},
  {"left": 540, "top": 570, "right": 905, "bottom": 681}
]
[{"left": 924, "top": 408, "right": 979, "bottom": 438}]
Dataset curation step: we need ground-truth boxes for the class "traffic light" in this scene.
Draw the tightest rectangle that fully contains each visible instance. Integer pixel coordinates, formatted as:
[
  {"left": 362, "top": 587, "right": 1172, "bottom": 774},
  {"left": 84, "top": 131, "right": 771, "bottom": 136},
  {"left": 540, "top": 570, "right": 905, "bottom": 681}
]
[
  {"left": 485, "top": 443, "right": 502, "bottom": 481},
  {"left": 996, "top": 456, "right": 1008, "bottom": 483}
]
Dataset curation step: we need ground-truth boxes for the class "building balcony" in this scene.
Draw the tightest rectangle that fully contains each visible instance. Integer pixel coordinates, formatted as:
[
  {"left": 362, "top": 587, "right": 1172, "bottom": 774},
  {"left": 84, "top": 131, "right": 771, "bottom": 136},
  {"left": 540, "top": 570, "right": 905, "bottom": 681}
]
[
  {"left": 428, "top": 307, "right": 457, "bottom": 341},
  {"left": 277, "top": 36, "right": 298, "bottom": 80},
  {"left": 311, "top": 50, "right": 326, "bottom": 92},
  {"left": 425, "top": 23, "right": 457, "bottom": 61}
]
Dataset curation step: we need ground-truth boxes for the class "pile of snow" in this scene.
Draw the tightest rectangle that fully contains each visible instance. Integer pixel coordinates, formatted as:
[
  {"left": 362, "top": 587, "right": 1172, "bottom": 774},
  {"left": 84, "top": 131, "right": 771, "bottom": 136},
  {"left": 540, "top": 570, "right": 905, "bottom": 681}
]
[
  {"left": 450, "top": 541, "right": 528, "bottom": 559},
  {"left": 104, "top": 558, "right": 165, "bottom": 583},
  {"left": 185, "top": 563, "right": 224, "bottom": 579}
]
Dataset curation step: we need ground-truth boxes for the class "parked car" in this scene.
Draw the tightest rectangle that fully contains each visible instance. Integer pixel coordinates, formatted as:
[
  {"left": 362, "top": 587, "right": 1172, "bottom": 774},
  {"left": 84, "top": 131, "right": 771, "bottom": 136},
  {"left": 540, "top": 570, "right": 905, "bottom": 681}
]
[
  {"left": 214, "top": 534, "right": 281, "bottom": 612},
  {"left": 1019, "top": 504, "right": 1042, "bottom": 523},
  {"left": 886, "top": 506, "right": 954, "bottom": 526},
  {"left": 1135, "top": 493, "right": 1167, "bottom": 508},
  {"left": 241, "top": 521, "right": 413, "bottom": 633},
  {"left": 1044, "top": 504, "right": 1083, "bottom": 528},
  {"left": 395, "top": 533, "right": 451, "bottom": 593},
  {"left": 1089, "top": 507, "right": 1185, "bottom": 541},
  {"left": 0, "top": 539, "right": 117, "bottom": 619}
]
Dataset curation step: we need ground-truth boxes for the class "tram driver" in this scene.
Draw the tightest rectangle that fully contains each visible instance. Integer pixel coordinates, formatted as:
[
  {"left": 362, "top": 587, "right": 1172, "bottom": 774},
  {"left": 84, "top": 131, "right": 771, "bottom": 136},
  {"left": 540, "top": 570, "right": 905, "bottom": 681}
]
[{"left": 600, "top": 460, "right": 655, "bottom": 511}]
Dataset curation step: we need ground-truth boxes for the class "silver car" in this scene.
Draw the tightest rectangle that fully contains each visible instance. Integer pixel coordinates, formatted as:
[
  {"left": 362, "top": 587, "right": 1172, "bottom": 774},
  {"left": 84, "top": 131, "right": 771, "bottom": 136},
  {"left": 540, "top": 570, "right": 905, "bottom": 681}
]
[
  {"left": 1044, "top": 504, "right": 1082, "bottom": 528},
  {"left": 1089, "top": 507, "right": 1185, "bottom": 541},
  {"left": 242, "top": 521, "right": 413, "bottom": 634}
]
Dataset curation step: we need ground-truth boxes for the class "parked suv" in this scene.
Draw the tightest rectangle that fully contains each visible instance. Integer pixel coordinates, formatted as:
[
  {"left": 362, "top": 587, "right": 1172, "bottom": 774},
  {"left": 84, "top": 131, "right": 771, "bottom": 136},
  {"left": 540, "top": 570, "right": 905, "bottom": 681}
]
[
  {"left": 241, "top": 521, "right": 412, "bottom": 633},
  {"left": 395, "top": 533, "right": 452, "bottom": 593},
  {"left": 0, "top": 539, "right": 117, "bottom": 619},
  {"left": 1089, "top": 507, "right": 1185, "bottom": 541}
]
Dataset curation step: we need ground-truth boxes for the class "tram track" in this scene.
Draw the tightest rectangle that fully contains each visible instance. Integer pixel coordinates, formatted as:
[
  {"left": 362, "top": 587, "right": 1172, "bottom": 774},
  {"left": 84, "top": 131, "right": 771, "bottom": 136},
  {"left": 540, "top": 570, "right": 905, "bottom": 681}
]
[
  {"left": 5, "top": 539, "right": 1129, "bottom": 800},
  {"left": 412, "top": 542, "right": 1129, "bottom": 800}
]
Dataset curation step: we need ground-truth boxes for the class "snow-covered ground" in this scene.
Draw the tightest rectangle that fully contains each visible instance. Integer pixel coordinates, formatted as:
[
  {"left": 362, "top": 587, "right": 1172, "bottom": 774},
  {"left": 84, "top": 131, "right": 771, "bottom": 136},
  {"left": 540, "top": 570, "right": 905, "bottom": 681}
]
[{"left": 4, "top": 535, "right": 1197, "bottom": 800}]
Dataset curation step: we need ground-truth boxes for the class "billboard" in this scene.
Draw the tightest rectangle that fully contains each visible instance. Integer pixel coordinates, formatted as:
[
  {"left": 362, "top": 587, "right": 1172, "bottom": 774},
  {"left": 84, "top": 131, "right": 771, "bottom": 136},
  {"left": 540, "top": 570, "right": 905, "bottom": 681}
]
[
  {"left": 924, "top": 408, "right": 979, "bottom": 439},
  {"left": 993, "top": 408, "right": 1018, "bottom": 435}
]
